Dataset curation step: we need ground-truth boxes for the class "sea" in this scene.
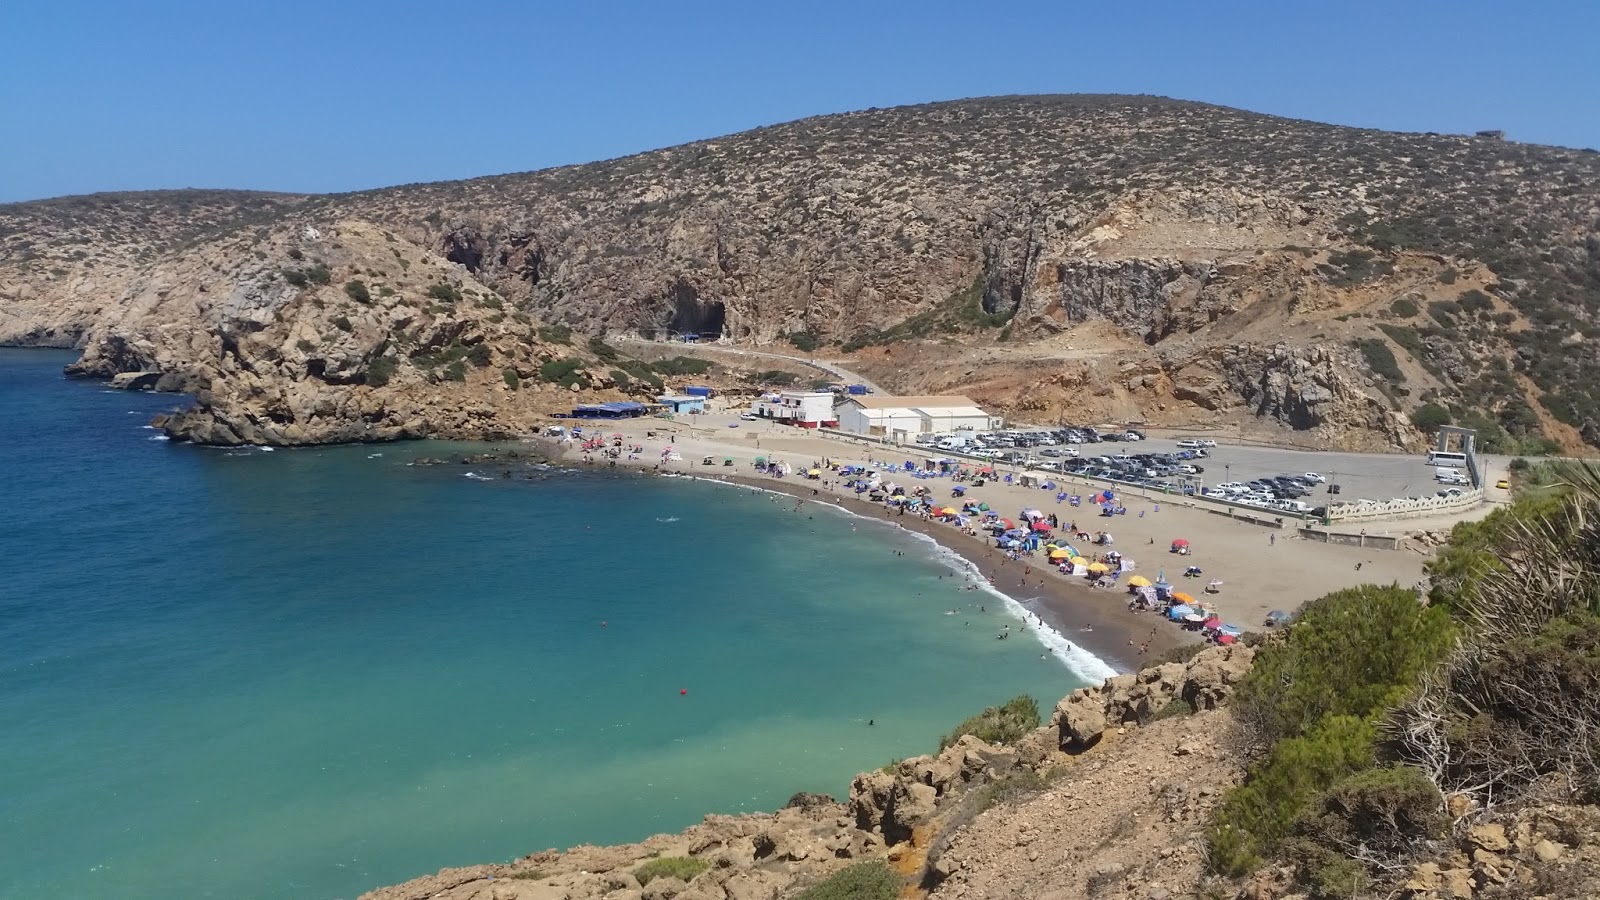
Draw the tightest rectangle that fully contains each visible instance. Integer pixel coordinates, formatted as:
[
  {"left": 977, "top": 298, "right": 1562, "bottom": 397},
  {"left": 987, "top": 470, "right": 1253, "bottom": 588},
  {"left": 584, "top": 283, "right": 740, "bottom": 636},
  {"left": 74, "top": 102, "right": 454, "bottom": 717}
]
[{"left": 0, "top": 348, "right": 1107, "bottom": 899}]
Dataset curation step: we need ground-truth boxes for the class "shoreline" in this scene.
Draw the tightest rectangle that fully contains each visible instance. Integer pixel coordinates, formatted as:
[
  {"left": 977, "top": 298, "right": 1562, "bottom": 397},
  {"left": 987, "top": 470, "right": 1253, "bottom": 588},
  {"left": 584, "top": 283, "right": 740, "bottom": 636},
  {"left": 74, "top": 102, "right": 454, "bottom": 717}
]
[
  {"left": 674, "top": 470, "right": 1185, "bottom": 675},
  {"left": 532, "top": 428, "right": 1203, "bottom": 674}
]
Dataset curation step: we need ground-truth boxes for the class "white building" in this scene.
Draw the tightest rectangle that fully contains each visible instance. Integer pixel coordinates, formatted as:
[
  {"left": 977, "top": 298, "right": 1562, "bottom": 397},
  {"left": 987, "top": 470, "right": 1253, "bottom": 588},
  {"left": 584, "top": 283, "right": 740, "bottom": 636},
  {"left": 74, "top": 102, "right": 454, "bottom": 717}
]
[
  {"left": 755, "top": 390, "right": 838, "bottom": 428},
  {"left": 836, "top": 395, "right": 999, "bottom": 442}
]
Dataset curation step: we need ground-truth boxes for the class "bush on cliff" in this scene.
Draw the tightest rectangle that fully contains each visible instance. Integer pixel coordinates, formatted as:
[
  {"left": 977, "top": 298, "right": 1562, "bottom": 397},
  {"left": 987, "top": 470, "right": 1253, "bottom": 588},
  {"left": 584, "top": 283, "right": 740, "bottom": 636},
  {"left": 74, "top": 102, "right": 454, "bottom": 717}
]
[
  {"left": 1209, "top": 585, "right": 1453, "bottom": 875},
  {"left": 938, "top": 694, "right": 1040, "bottom": 751},
  {"left": 343, "top": 279, "right": 371, "bottom": 304},
  {"left": 632, "top": 856, "right": 708, "bottom": 886},
  {"left": 792, "top": 861, "right": 900, "bottom": 900}
]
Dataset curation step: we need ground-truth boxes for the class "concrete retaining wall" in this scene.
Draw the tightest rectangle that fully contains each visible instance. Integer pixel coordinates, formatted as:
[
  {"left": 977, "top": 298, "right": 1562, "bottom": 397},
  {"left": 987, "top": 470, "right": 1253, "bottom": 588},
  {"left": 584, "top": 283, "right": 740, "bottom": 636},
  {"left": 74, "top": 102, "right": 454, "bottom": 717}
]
[
  {"left": 1325, "top": 488, "right": 1485, "bottom": 523},
  {"left": 1297, "top": 528, "right": 1405, "bottom": 550}
]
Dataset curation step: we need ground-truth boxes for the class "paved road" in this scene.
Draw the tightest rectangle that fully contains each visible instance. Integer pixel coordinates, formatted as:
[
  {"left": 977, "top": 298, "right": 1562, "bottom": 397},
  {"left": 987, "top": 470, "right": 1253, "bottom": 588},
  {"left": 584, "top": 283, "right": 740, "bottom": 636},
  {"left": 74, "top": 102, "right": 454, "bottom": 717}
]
[{"left": 614, "top": 338, "right": 886, "bottom": 394}]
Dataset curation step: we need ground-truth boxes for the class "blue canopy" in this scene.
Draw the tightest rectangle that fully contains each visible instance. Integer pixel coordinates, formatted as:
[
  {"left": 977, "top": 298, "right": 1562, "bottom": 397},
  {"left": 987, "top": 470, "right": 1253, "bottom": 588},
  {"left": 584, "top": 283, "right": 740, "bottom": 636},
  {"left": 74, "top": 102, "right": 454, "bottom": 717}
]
[
  {"left": 1218, "top": 624, "right": 1244, "bottom": 637},
  {"left": 1168, "top": 604, "right": 1195, "bottom": 619}
]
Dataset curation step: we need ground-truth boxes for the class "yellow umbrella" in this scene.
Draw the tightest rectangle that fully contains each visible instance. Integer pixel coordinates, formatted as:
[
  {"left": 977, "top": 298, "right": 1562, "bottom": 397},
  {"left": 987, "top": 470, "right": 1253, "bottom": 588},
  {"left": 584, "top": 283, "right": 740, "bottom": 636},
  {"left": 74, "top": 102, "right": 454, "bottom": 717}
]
[
  {"left": 938, "top": 507, "right": 959, "bottom": 516},
  {"left": 1128, "top": 575, "right": 1152, "bottom": 587},
  {"left": 1069, "top": 557, "right": 1090, "bottom": 567},
  {"left": 1087, "top": 562, "right": 1111, "bottom": 573},
  {"left": 807, "top": 469, "right": 822, "bottom": 476},
  {"left": 1049, "top": 548, "right": 1071, "bottom": 559},
  {"left": 1172, "top": 591, "right": 1196, "bottom": 604}
]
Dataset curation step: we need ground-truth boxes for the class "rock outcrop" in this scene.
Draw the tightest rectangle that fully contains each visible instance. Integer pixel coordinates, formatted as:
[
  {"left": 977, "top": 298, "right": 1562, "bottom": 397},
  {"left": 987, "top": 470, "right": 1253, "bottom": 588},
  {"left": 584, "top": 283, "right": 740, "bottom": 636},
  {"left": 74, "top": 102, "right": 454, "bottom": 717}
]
[{"left": 1054, "top": 644, "right": 1256, "bottom": 751}]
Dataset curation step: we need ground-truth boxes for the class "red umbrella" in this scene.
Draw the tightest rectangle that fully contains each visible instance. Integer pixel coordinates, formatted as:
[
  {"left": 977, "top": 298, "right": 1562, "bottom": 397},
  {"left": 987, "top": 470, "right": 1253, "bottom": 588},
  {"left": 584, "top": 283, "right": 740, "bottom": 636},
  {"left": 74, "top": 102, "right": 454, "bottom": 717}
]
[
  {"left": 1172, "top": 538, "right": 1190, "bottom": 547},
  {"left": 998, "top": 518, "right": 1016, "bottom": 529},
  {"left": 1203, "top": 616, "right": 1222, "bottom": 629},
  {"left": 1031, "top": 520, "right": 1053, "bottom": 532}
]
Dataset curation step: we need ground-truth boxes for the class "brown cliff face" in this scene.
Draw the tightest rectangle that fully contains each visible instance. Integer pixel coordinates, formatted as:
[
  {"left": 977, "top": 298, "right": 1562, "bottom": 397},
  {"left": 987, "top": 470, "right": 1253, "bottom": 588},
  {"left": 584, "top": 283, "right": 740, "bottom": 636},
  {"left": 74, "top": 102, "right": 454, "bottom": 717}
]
[{"left": 3, "top": 96, "right": 1598, "bottom": 448}]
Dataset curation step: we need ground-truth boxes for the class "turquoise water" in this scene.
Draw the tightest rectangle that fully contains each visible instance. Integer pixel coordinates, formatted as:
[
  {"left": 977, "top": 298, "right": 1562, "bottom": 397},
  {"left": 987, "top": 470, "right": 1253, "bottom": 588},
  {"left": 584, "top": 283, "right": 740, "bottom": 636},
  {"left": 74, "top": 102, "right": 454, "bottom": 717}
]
[{"left": 0, "top": 348, "right": 1092, "bottom": 899}]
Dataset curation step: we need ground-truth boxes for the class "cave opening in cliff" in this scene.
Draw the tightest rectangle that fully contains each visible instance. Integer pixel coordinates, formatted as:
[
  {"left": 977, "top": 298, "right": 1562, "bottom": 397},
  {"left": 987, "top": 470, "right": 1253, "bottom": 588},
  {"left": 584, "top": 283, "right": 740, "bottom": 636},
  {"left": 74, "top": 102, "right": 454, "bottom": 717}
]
[{"left": 666, "top": 282, "right": 725, "bottom": 340}]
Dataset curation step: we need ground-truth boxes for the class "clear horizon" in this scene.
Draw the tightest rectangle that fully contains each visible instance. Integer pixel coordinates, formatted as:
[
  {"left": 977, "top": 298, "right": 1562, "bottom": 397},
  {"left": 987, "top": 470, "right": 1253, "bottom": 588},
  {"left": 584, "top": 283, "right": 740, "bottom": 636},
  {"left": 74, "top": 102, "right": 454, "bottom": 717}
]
[{"left": 2, "top": 0, "right": 1597, "bottom": 204}]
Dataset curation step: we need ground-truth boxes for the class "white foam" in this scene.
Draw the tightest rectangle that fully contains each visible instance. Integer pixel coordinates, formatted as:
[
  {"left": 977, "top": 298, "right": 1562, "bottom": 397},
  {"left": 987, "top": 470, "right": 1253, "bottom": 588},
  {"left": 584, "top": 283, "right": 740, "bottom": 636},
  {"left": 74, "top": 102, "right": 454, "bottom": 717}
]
[
  {"left": 463, "top": 471, "right": 495, "bottom": 481},
  {"left": 656, "top": 516, "right": 681, "bottom": 523},
  {"left": 146, "top": 434, "right": 170, "bottom": 441},
  {"left": 141, "top": 425, "right": 156, "bottom": 429},
  {"left": 251, "top": 446, "right": 276, "bottom": 452},
  {"left": 899, "top": 529, "right": 1119, "bottom": 682},
  {"left": 675, "top": 474, "right": 1121, "bottom": 681},
  {"left": 367, "top": 453, "right": 383, "bottom": 458}
]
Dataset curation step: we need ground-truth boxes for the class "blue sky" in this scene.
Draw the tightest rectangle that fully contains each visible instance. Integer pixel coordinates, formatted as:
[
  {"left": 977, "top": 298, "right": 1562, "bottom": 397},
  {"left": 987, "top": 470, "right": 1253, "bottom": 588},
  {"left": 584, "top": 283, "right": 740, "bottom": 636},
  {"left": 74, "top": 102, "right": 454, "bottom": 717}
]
[{"left": 2, "top": 0, "right": 1596, "bottom": 203}]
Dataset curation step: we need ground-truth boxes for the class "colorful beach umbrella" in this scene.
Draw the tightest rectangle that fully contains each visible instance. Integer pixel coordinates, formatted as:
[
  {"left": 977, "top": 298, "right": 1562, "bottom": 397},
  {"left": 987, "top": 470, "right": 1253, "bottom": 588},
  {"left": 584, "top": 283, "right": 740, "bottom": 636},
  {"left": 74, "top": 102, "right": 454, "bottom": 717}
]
[
  {"left": 1172, "top": 591, "right": 1195, "bottom": 604},
  {"left": 1031, "top": 520, "right": 1052, "bottom": 532},
  {"left": 1128, "top": 575, "right": 1152, "bottom": 587},
  {"left": 1069, "top": 557, "right": 1089, "bottom": 566},
  {"left": 1087, "top": 562, "right": 1111, "bottom": 573},
  {"left": 1049, "top": 548, "right": 1071, "bottom": 559}
]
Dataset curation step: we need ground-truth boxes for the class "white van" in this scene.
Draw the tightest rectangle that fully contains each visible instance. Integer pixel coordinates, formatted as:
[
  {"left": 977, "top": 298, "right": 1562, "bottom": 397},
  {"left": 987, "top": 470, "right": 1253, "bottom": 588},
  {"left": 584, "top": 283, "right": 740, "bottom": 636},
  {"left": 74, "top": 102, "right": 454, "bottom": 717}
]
[{"left": 1176, "top": 439, "right": 1203, "bottom": 449}]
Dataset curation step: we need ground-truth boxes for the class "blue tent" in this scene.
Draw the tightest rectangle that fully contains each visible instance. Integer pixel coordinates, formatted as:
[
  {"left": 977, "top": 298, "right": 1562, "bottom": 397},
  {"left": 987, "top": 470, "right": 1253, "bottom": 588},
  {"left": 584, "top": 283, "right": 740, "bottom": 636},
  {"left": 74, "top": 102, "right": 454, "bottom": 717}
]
[{"left": 1167, "top": 604, "right": 1195, "bottom": 620}]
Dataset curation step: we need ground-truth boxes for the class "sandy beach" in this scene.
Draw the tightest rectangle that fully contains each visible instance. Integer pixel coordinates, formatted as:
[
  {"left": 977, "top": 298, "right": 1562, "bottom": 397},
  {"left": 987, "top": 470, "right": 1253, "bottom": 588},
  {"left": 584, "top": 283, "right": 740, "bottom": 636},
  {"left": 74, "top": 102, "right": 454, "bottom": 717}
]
[{"left": 542, "top": 412, "right": 1430, "bottom": 674}]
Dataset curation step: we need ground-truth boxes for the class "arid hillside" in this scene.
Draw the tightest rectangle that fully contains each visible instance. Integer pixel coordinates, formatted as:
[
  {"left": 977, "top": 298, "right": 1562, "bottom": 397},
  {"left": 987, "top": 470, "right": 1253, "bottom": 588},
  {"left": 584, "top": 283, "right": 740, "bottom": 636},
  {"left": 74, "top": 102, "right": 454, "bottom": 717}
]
[{"left": 3, "top": 96, "right": 1598, "bottom": 448}]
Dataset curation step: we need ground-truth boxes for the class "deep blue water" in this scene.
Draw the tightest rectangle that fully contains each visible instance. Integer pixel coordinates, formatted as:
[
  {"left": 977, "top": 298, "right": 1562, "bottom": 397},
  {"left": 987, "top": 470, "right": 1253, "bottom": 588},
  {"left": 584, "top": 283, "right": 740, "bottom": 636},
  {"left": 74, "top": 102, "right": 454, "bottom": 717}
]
[{"left": 0, "top": 348, "right": 1090, "bottom": 899}]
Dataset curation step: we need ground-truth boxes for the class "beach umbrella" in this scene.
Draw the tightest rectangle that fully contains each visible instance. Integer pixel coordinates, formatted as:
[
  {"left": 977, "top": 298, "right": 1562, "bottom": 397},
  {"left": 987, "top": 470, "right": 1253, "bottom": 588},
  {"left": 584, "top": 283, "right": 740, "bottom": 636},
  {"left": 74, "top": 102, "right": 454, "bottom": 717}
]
[
  {"left": 1168, "top": 604, "right": 1194, "bottom": 618},
  {"left": 1069, "top": 556, "right": 1089, "bottom": 566},
  {"left": 1087, "top": 562, "right": 1111, "bottom": 573},
  {"left": 998, "top": 518, "right": 1016, "bottom": 529},
  {"left": 1031, "top": 520, "right": 1052, "bottom": 532},
  {"left": 1128, "top": 575, "right": 1152, "bottom": 588},
  {"left": 1203, "top": 616, "right": 1222, "bottom": 629},
  {"left": 1049, "top": 548, "right": 1071, "bottom": 559},
  {"left": 755, "top": 456, "right": 766, "bottom": 464},
  {"left": 1172, "top": 591, "right": 1196, "bottom": 604},
  {"left": 977, "top": 503, "right": 990, "bottom": 511},
  {"left": 1171, "top": 538, "right": 1190, "bottom": 547},
  {"left": 1041, "top": 481, "right": 1056, "bottom": 490}
]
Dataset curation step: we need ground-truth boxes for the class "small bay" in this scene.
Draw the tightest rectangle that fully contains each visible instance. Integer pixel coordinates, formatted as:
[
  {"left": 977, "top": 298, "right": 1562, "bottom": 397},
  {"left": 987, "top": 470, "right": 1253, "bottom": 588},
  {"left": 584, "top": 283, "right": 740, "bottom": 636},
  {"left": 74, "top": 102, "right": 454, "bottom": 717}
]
[{"left": 0, "top": 349, "right": 1092, "bottom": 899}]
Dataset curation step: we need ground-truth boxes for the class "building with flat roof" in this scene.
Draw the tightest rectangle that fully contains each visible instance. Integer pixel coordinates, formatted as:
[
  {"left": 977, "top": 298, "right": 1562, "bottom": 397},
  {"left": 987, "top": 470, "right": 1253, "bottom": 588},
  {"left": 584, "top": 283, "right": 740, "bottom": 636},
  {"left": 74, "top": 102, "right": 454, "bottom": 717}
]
[
  {"left": 657, "top": 394, "right": 706, "bottom": 414},
  {"left": 836, "top": 395, "right": 999, "bottom": 441},
  {"left": 754, "top": 390, "right": 837, "bottom": 428}
]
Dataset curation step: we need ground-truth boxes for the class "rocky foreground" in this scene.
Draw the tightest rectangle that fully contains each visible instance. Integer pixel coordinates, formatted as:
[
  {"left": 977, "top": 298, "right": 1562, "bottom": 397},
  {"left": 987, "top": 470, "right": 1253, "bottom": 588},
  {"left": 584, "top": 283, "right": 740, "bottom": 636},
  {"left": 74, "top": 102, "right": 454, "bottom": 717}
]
[{"left": 358, "top": 641, "right": 1600, "bottom": 900}]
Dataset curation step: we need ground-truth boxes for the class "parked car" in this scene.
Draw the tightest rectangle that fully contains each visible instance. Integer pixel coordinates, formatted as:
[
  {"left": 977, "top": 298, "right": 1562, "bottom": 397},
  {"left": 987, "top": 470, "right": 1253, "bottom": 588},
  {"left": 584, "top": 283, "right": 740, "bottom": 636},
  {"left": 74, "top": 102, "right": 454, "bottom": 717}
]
[
  {"left": 1495, "top": 479, "right": 1511, "bottom": 490},
  {"left": 738, "top": 412, "right": 758, "bottom": 421}
]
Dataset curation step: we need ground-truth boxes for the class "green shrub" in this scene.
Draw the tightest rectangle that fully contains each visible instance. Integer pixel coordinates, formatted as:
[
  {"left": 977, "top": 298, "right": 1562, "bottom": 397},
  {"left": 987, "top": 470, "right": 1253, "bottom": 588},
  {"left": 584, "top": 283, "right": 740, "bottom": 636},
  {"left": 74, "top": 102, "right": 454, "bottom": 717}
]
[
  {"left": 537, "top": 324, "right": 572, "bottom": 344},
  {"left": 295, "top": 339, "right": 315, "bottom": 353},
  {"left": 1149, "top": 697, "right": 1196, "bottom": 722},
  {"left": 332, "top": 315, "right": 353, "bottom": 332},
  {"left": 502, "top": 367, "right": 520, "bottom": 389},
  {"left": 1437, "top": 267, "right": 1458, "bottom": 284},
  {"left": 539, "top": 357, "right": 586, "bottom": 388},
  {"left": 444, "top": 360, "right": 467, "bottom": 382},
  {"left": 974, "top": 767, "right": 1049, "bottom": 810},
  {"left": 466, "top": 343, "right": 492, "bottom": 367},
  {"left": 344, "top": 280, "right": 372, "bottom": 303},
  {"left": 1389, "top": 297, "right": 1419, "bottom": 318},
  {"left": 609, "top": 368, "right": 631, "bottom": 389},
  {"left": 1458, "top": 289, "right": 1493, "bottom": 313},
  {"left": 1508, "top": 457, "right": 1531, "bottom": 473},
  {"left": 939, "top": 694, "right": 1040, "bottom": 750},
  {"left": 1207, "top": 715, "right": 1379, "bottom": 875},
  {"left": 1353, "top": 338, "right": 1403, "bottom": 382},
  {"left": 305, "top": 262, "right": 332, "bottom": 285},
  {"left": 287, "top": 248, "right": 304, "bottom": 261},
  {"left": 365, "top": 355, "right": 398, "bottom": 387},
  {"left": 745, "top": 369, "right": 800, "bottom": 386},
  {"left": 632, "top": 856, "right": 708, "bottom": 887},
  {"left": 1210, "top": 585, "right": 1456, "bottom": 875},
  {"left": 1409, "top": 403, "right": 1451, "bottom": 431},
  {"left": 587, "top": 336, "right": 620, "bottom": 362},
  {"left": 378, "top": 285, "right": 395, "bottom": 297},
  {"left": 283, "top": 268, "right": 309, "bottom": 287},
  {"left": 784, "top": 330, "right": 821, "bottom": 352},
  {"left": 427, "top": 283, "right": 461, "bottom": 303},
  {"left": 650, "top": 356, "right": 712, "bottom": 376},
  {"left": 1232, "top": 585, "right": 1454, "bottom": 749},
  {"left": 1295, "top": 766, "right": 1446, "bottom": 860},
  {"left": 791, "top": 861, "right": 900, "bottom": 900}
]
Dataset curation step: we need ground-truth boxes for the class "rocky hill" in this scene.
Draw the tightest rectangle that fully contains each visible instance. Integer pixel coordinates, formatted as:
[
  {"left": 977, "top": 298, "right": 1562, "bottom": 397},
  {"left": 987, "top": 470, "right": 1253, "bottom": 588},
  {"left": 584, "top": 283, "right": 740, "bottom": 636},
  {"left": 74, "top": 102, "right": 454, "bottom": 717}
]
[{"left": 4, "top": 95, "right": 1599, "bottom": 448}]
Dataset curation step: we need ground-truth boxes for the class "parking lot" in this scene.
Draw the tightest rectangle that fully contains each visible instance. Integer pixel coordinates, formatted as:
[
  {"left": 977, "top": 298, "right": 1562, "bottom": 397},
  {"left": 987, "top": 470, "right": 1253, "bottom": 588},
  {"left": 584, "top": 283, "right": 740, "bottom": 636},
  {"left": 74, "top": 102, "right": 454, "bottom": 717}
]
[{"left": 915, "top": 427, "right": 1469, "bottom": 512}]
